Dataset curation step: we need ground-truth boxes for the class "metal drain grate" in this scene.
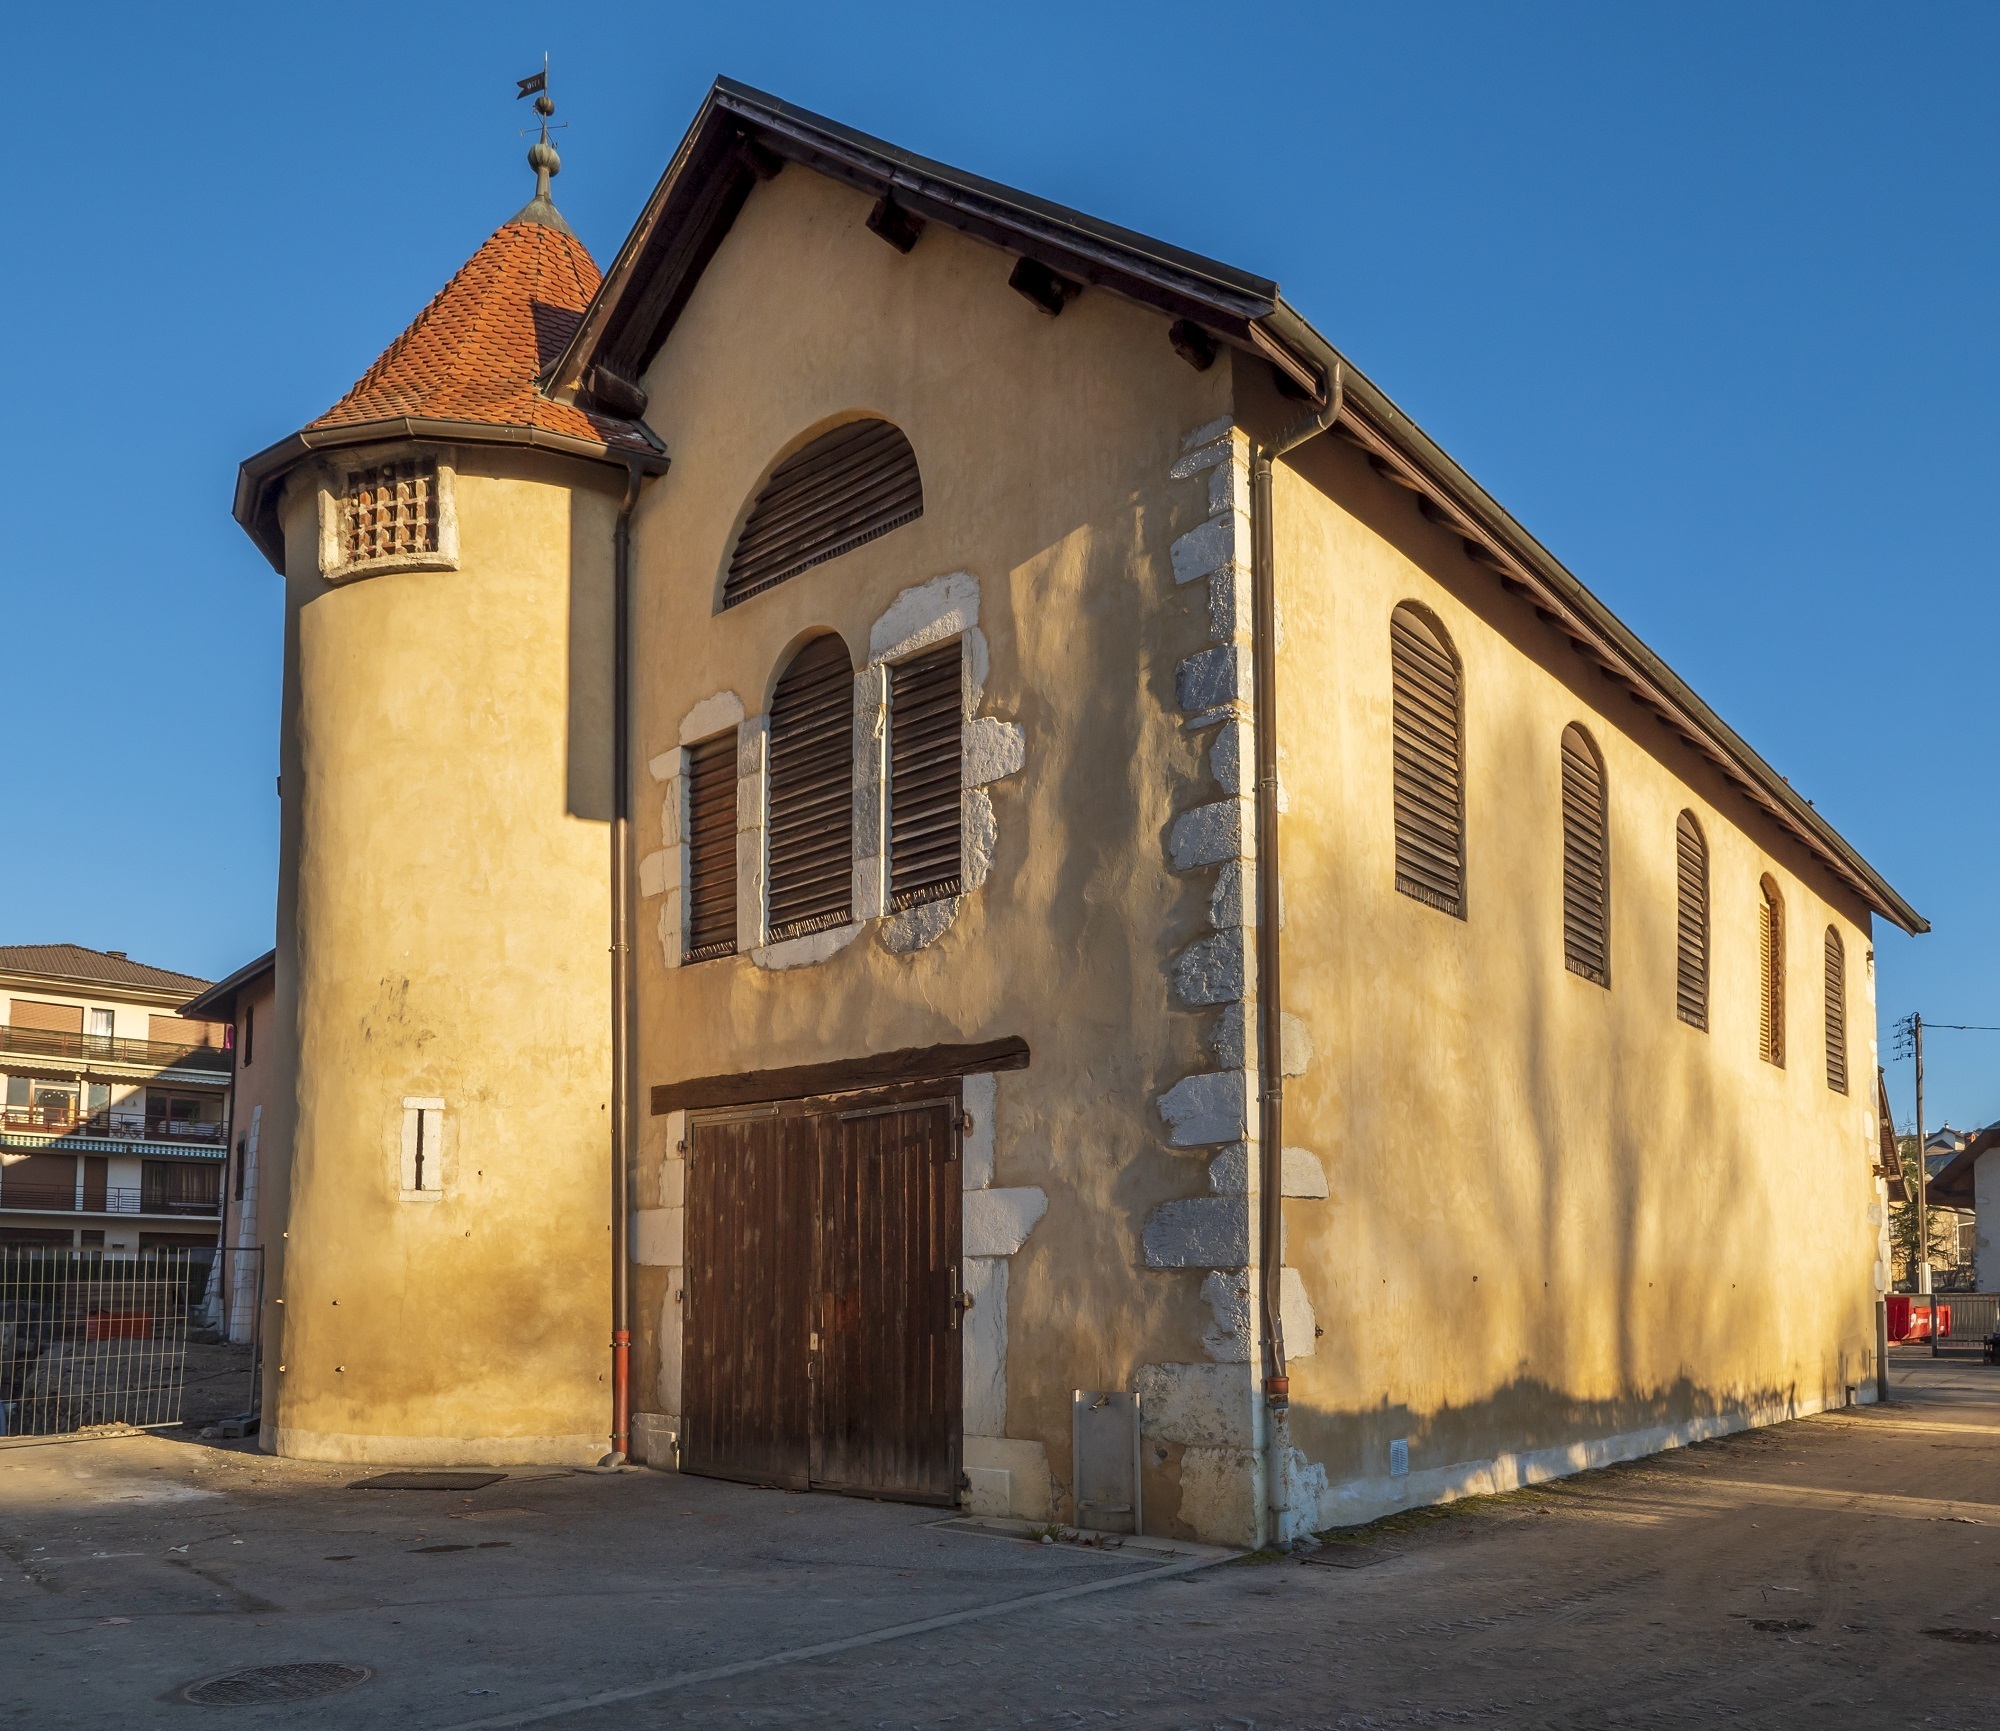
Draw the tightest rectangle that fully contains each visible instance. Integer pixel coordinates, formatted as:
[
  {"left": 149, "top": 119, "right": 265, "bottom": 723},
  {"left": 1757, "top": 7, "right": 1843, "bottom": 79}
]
[{"left": 183, "top": 1663, "right": 372, "bottom": 1706}]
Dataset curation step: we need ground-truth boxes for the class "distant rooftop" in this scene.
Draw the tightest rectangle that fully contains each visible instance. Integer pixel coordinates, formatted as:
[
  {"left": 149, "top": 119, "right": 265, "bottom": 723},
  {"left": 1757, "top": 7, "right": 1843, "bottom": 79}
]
[{"left": 0, "top": 944, "right": 212, "bottom": 996}]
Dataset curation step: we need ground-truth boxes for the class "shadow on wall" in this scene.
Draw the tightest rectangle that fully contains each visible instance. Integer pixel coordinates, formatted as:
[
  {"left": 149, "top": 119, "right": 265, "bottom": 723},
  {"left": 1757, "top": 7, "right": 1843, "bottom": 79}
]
[
  {"left": 567, "top": 487, "right": 614, "bottom": 824},
  {"left": 1275, "top": 439, "right": 1872, "bottom": 1518}
]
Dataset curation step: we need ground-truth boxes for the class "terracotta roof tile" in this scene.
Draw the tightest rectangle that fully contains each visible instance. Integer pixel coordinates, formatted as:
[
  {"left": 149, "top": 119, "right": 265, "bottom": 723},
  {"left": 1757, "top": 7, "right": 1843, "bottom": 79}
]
[
  {"left": 0, "top": 945, "right": 212, "bottom": 994},
  {"left": 310, "top": 215, "right": 651, "bottom": 453}
]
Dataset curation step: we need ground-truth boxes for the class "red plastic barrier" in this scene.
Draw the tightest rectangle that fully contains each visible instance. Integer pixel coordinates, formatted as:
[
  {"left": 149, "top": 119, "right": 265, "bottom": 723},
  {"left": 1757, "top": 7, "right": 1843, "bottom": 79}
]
[{"left": 1886, "top": 1295, "right": 1949, "bottom": 1342}]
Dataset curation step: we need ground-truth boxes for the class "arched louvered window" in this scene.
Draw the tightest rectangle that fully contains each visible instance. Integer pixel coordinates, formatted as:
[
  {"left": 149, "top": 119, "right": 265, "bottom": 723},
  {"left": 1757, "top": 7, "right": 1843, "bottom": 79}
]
[
  {"left": 766, "top": 635, "right": 855, "bottom": 941},
  {"left": 1674, "top": 812, "right": 1708, "bottom": 1030},
  {"left": 1758, "top": 875, "right": 1786, "bottom": 1068},
  {"left": 1824, "top": 926, "right": 1848, "bottom": 1094},
  {"left": 1390, "top": 603, "right": 1463, "bottom": 916},
  {"left": 724, "top": 420, "right": 923, "bottom": 609},
  {"left": 1560, "top": 725, "right": 1609, "bottom": 986}
]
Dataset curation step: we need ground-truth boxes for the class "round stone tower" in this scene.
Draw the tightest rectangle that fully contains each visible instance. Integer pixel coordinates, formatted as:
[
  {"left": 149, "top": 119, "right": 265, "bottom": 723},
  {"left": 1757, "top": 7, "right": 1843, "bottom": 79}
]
[{"left": 232, "top": 133, "right": 665, "bottom": 1463}]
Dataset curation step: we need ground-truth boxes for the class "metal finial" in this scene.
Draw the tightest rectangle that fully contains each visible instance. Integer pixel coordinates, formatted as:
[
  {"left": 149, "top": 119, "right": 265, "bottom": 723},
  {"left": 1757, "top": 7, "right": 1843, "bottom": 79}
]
[{"left": 511, "top": 55, "right": 573, "bottom": 233}]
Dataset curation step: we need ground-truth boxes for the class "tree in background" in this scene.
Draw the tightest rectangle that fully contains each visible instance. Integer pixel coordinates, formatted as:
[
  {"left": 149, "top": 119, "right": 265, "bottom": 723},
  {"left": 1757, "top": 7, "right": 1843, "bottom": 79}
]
[{"left": 1888, "top": 1132, "right": 1966, "bottom": 1288}]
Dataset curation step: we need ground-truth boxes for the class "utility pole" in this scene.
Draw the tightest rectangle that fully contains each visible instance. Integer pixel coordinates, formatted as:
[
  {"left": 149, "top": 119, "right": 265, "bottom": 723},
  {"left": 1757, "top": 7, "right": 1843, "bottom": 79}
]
[{"left": 1913, "top": 1012, "right": 1930, "bottom": 1296}]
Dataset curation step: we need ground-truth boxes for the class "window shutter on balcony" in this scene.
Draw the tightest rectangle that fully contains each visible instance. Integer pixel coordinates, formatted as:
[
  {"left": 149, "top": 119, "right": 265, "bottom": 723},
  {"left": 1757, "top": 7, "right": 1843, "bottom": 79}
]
[
  {"left": 888, "top": 644, "right": 965, "bottom": 909},
  {"left": 1559, "top": 725, "right": 1609, "bottom": 986},
  {"left": 9, "top": 1000, "right": 83, "bottom": 1033},
  {"left": 1390, "top": 605, "right": 1464, "bottom": 916},
  {"left": 684, "top": 730, "right": 739, "bottom": 963},
  {"left": 724, "top": 421, "right": 923, "bottom": 609},
  {"left": 766, "top": 635, "right": 855, "bottom": 940},
  {"left": 1824, "top": 927, "right": 1848, "bottom": 1094},
  {"left": 1675, "top": 812, "right": 1708, "bottom": 1029}
]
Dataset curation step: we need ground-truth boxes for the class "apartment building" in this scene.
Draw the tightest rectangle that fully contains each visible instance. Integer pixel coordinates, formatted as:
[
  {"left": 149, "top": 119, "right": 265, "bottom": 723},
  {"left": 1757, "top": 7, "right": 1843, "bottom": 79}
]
[{"left": 0, "top": 945, "right": 230, "bottom": 1269}]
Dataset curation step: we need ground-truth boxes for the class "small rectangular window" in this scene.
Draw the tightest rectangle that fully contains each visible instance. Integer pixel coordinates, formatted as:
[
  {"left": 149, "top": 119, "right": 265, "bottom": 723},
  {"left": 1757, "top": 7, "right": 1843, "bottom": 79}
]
[
  {"left": 684, "top": 731, "right": 739, "bottom": 962},
  {"left": 400, "top": 1098, "right": 445, "bottom": 1198},
  {"left": 342, "top": 459, "right": 439, "bottom": 566},
  {"left": 889, "top": 644, "right": 964, "bottom": 909},
  {"left": 233, "top": 1136, "right": 247, "bottom": 1203},
  {"left": 243, "top": 1002, "right": 254, "bottom": 1068}
]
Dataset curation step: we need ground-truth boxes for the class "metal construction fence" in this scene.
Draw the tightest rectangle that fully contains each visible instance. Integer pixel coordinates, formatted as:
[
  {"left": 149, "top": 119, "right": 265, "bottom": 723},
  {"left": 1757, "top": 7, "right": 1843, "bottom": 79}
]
[
  {"left": 0, "top": 1248, "right": 195, "bottom": 1436},
  {"left": 1931, "top": 1293, "right": 2000, "bottom": 1359}
]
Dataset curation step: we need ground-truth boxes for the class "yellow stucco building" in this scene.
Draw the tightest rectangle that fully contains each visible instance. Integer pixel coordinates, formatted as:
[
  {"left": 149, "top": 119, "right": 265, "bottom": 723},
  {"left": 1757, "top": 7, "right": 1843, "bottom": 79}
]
[{"left": 231, "top": 81, "right": 1921, "bottom": 1545}]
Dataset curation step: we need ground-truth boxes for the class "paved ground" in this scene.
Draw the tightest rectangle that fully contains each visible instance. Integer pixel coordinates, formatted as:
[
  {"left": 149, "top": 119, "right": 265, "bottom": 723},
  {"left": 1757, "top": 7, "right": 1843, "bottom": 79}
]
[{"left": 3, "top": 1350, "right": 1998, "bottom": 1728}]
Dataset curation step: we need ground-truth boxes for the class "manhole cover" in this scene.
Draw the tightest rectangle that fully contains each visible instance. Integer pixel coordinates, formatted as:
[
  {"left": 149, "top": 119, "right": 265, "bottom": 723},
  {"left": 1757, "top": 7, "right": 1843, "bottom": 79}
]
[
  {"left": 183, "top": 1664, "right": 372, "bottom": 1706},
  {"left": 349, "top": 1471, "right": 505, "bottom": 1491}
]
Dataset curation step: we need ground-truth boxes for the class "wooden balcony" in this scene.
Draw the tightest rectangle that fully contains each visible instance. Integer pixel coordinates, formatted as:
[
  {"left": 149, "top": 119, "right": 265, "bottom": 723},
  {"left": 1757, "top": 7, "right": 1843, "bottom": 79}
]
[{"left": 0, "top": 1023, "right": 232, "bottom": 1079}]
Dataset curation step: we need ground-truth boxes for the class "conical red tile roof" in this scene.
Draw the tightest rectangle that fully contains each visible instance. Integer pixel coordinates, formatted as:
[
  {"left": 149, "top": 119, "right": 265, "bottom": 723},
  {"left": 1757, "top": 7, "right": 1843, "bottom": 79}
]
[{"left": 309, "top": 213, "right": 652, "bottom": 453}]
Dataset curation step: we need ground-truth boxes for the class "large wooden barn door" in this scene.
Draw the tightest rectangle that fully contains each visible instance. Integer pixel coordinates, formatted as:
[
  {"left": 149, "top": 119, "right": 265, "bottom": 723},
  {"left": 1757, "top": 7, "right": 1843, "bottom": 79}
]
[
  {"left": 681, "top": 1088, "right": 961, "bottom": 1504},
  {"left": 680, "top": 1110, "right": 814, "bottom": 1489},
  {"left": 811, "top": 1097, "right": 962, "bottom": 1503}
]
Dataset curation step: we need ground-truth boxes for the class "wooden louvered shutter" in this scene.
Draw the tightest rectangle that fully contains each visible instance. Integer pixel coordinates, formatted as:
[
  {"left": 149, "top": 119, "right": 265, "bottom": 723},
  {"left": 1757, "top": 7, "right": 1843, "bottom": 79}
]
[
  {"left": 1824, "top": 927, "right": 1848, "bottom": 1094},
  {"left": 1559, "top": 726, "right": 1609, "bottom": 986},
  {"left": 1390, "top": 605, "right": 1464, "bottom": 915},
  {"left": 767, "top": 636, "right": 855, "bottom": 940},
  {"left": 889, "top": 645, "right": 964, "bottom": 910},
  {"left": 724, "top": 421, "right": 923, "bottom": 609},
  {"left": 1759, "top": 879, "right": 1785, "bottom": 1067},
  {"left": 684, "top": 730, "right": 738, "bottom": 963},
  {"left": 1675, "top": 812, "right": 1708, "bottom": 1029}
]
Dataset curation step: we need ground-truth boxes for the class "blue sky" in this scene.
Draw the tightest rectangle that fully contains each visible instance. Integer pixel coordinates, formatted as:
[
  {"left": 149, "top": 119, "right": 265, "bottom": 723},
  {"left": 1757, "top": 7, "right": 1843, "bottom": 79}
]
[{"left": 2, "top": 4, "right": 1991, "bottom": 1126}]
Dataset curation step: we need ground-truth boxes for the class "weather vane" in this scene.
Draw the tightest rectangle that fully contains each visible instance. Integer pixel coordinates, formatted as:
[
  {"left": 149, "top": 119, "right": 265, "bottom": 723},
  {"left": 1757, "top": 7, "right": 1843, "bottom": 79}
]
[{"left": 516, "top": 54, "right": 567, "bottom": 202}]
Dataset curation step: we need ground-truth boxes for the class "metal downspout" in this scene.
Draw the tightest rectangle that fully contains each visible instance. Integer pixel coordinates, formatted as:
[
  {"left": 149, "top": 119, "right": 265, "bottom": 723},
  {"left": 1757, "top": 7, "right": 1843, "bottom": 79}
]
[
  {"left": 607, "top": 460, "right": 644, "bottom": 1465},
  {"left": 1249, "top": 364, "right": 1343, "bottom": 1541}
]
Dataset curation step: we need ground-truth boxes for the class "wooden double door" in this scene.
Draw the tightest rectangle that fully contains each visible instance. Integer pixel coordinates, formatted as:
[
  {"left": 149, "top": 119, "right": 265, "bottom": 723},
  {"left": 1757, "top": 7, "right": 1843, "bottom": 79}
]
[{"left": 681, "top": 1085, "right": 962, "bottom": 1504}]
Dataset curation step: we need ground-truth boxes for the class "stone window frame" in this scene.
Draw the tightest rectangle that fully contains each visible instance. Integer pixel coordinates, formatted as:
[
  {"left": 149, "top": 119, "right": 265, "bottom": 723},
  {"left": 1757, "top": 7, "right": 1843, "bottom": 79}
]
[
  {"left": 317, "top": 448, "right": 461, "bottom": 584},
  {"left": 641, "top": 571, "right": 1024, "bottom": 973}
]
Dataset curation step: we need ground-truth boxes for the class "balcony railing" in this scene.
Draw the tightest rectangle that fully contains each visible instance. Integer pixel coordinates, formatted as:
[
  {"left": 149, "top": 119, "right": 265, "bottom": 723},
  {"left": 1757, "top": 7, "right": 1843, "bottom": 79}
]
[
  {"left": 0, "top": 1105, "right": 228, "bottom": 1146},
  {"left": 0, "top": 1182, "right": 221, "bottom": 1218},
  {"left": 0, "top": 1024, "right": 232, "bottom": 1075}
]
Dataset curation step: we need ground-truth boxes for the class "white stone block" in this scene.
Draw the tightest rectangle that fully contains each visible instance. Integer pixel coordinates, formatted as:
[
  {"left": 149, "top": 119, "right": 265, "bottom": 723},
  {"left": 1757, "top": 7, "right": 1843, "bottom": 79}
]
[
  {"left": 752, "top": 923, "right": 863, "bottom": 971},
  {"left": 1200, "top": 1270, "right": 1254, "bottom": 1362},
  {"left": 630, "top": 1411, "right": 678, "bottom": 1469},
  {"left": 963, "top": 1436, "right": 1052, "bottom": 1520},
  {"left": 1207, "top": 454, "right": 1248, "bottom": 519},
  {"left": 965, "top": 1466, "right": 1012, "bottom": 1517},
  {"left": 678, "top": 689, "right": 745, "bottom": 745},
  {"left": 1142, "top": 1195, "right": 1248, "bottom": 1267},
  {"left": 1171, "top": 929, "right": 1245, "bottom": 1007},
  {"left": 1175, "top": 644, "right": 1248, "bottom": 713},
  {"left": 1281, "top": 1147, "right": 1328, "bottom": 1199},
  {"left": 633, "top": 1207, "right": 683, "bottom": 1268},
  {"left": 1180, "top": 415, "right": 1235, "bottom": 454},
  {"left": 963, "top": 1186, "right": 1047, "bottom": 1257},
  {"left": 880, "top": 896, "right": 959, "bottom": 953},
  {"left": 1134, "top": 1362, "right": 1256, "bottom": 1449},
  {"left": 962, "top": 786, "right": 997, "bottom": 889},
  {"left": 1209, "top": 719, "right": 1245, "bottom": 797},
  {"left": 869, "top": 570, "right": 980, "bottom": 665},
  {"left": 961, "top": 1073, "right": 996, "bottom": 1190},
  {"left": 1157, "top": 1071, "right": 1248, "bottom": 1145},
  {"left": 657, "top": 1286, "right": 682, "bottom": 1412},
  {"left": 1281, "top": 1013, "right": 1314, "bottom": 1077},
  {"left": 963, "top": 1256, "right": 1008, "bottom": 1436},
  {"left": 1170, "top": 513, "right": 1249, "bottom": 586},
  {"left": 655, "top": 1155, "right": 685, "bottom": 1211},
  {"left": 637, "top": 850, "right": 671, "bottom": 899},
  {"left": 1175, "top": 1445, "right": 1261, "bottom": 1548},
  {"left": 964, "top": 717, "right": 1025, "bottom": 785},
  {"left": 1209, "top": 860, "right": 1250, "bottom": 928},
  {"left": 1206, "top": 1006, "right": 1246, "bottom": 1068},
  {"left": 1168, "top": 800, "right": 1249, "bottom": 872},
  {"left": 1282, "top": 1267, "right": 1317, "bottom": 1359},
  {"left": 646, "top": 749, "right": 680, "bottom": 783},
  {"left": 1207, "top": 564, "right": 1247, "bottom": 643}
]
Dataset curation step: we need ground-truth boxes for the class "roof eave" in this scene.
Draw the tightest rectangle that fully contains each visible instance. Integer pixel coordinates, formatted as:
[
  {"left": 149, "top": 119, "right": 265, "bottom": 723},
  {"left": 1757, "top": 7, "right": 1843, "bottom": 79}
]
[
  {"left": 179, "top": 949, "right": 276, "bottom": 1024},
  {"left": 232, "top": 416, "right": 671, "bottom": 574},
  {"left": 1263, "top": 298, "right": 1926, "bottom": 936},
  {"left": 546, "top": 77, "right": 1921, "bottom": 936}
]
